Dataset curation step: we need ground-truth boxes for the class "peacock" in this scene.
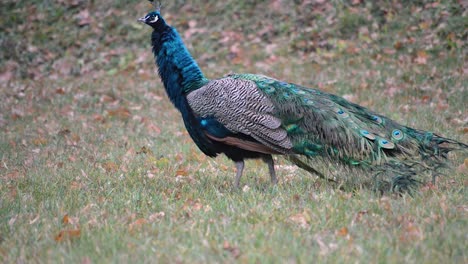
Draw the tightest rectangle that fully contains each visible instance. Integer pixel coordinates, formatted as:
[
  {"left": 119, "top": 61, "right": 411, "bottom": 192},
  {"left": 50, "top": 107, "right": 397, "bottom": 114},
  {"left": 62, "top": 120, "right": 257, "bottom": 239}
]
[{"left": 138, "top": 6, "right": 467, "bottom": 192}]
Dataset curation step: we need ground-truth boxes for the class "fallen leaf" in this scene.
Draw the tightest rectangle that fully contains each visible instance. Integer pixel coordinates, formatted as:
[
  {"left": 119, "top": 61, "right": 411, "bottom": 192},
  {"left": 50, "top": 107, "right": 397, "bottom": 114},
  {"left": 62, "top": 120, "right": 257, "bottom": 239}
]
[
  {"left": 81, "top": 257, "right": 92, "bottom": 264},
  {"left": 92, "top": 114, "right": 105, "bottom": 123},
  {"left": 58, "top": 128, "right": 71, "bottom": 136},
  {"left": 102, "top": 161, "right": 119, "bottom": 173},
  {"left": 400, "top": 222, "right": 423, "bottom": 242},
  {"left": 379, "top": 197, "right": 392, "bottom": 212},
  {"left": 62, "top": 214, "right": 79, "bottom": 226},
  {"left": 289, "top": 211, "right": 310, "bottom": 228},
  {"left": 146, "top": 122, "right": 161, "bottom": 135},
  {"left": 8, "top": 186, "right": 17, "bottom": 199},
  {"left": 292, "top": 194, "right": 300, "bottom": 202},
  {"left": 55, "top": 88, "right": 66, "bottom": 94},
  {"left": 175, "top": 167, "right": 188, "bottom": 177},
  {"left": 421, "top": 182, "right": 437, "bottom": 192},
  {"left": 107, "top": 107, "right": 131, "bottom": 120},
  {"left": 70, "top": 181, "right": 83, "bottom": 190},
  {"left": 76, "top": 9, "right": 91, "bottom": 26},
  {"left": 62, "top": 214, "right": 70, "bottom": 225},
  {"left": 55, "top": 229, "right": 81, "bottom": 242},
  {"left": 52, "top": 57, "right": 74, "bottom": 76},
  {"left": 336, "top": 227, "right": 348, "bottom": 236},
  {"left": 9, "top": 215, "right": 17, "bottom": 227},
  {"left": 414, "top": 50, "right": 428, "bottom": 65},
  {"left": 129, "top": 218, "right": 147, "bottom": 231},
  {"left": 394, "top": 41, "right": 403, "bottom": 50},
  {"left": 147, "top": 170, "right": 156, "bottom": 179},
  {"left": 100, "top": 94, "right": 116, "bottom": 103},
  {"left": 137, "top": 147, "right": 152, "bottom": 155},
  {"left": 192, "top": 202, "right": 203, "bottom": 211},
  {"left": 5, "top": 170, "right": 21, "bottom": 180},
  {"left": 32, "top": 137, "right": 48, "bottom": 146},
  {"left": 70, "top": 133, "right": 81, "bottom": 143},
  {"left": 149, "top": 212, "right": 165, "bottom": 222}
]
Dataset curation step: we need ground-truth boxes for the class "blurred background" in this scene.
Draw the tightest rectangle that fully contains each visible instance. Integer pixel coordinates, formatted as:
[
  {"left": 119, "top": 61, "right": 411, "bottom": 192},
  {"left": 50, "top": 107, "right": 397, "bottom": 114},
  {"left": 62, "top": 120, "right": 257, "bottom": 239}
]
[
  {"left": 1, "top": 1, "right": 466, "bottom": 83},
  {"left": 0, "top": 1, "right": 466, "bottom": 262}
]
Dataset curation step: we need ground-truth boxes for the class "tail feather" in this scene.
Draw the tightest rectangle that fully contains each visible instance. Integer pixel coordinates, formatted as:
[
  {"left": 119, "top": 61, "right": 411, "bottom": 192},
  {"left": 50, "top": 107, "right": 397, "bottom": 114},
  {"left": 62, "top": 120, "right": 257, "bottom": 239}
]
[
  {"left": 286, "top": 127, "right": 467, "bottom": 192},
  {"left": 225, "top": 74, "right": 467, "bottom": 192}
]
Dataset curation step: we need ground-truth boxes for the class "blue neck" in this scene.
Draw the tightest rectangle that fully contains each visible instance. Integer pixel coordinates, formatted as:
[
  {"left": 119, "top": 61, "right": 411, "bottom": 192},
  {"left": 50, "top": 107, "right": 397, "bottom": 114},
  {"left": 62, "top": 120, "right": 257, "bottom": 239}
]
[
  {"left": 151, "top": 27, "right": 208, "bottom": 110},
  {"left": 150, "top": 24, "right": 217, "bottom": 157}
]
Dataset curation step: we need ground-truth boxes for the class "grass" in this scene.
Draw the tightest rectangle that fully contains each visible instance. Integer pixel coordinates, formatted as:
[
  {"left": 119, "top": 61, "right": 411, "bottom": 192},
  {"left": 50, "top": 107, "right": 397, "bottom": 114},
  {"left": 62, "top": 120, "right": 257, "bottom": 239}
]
[{"left": 0, "top": 0, "right": 467, "bottom": 263}]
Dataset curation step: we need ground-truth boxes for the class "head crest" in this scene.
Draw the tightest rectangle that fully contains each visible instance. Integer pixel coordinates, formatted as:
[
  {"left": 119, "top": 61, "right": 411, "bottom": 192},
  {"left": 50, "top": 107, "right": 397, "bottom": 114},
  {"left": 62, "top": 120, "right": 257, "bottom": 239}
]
[{"left": 149, "top": 0, "right": 162, "bottom": 12}]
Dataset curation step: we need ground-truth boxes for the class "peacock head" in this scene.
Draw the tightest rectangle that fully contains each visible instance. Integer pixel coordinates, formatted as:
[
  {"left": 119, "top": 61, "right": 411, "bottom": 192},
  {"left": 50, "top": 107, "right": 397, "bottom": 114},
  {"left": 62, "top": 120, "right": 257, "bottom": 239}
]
[{"left": 138, "top": 11, "right": 166, "bottom": 30}]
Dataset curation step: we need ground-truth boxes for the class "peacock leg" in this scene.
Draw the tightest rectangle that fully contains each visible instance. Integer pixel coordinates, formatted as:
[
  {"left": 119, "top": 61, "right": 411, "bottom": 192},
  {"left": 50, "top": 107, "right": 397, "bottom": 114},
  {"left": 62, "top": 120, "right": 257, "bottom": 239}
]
[
  {"left": 234, "top": 160, "right": 245, "bottom": 188},
  {"left": 263, "top": 155, "right": 277, "bottom": 185}
]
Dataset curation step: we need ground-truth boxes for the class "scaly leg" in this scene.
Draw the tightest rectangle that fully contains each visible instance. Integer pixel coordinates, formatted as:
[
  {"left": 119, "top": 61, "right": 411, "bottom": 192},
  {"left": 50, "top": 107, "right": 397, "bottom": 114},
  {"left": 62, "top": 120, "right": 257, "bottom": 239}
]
[
  {"left": 234, "top": 160, "right": 245, "bottom": 188},
  {"left": 263, "top": 155, "right": 277, "bottom": 185}
]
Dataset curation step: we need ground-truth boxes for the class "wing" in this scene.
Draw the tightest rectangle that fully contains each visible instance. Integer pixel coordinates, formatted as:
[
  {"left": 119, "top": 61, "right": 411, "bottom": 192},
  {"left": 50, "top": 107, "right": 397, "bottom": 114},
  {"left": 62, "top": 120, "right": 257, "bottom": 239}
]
[{"left": 186, "top": 77, "right": 293, "bottom": 154}]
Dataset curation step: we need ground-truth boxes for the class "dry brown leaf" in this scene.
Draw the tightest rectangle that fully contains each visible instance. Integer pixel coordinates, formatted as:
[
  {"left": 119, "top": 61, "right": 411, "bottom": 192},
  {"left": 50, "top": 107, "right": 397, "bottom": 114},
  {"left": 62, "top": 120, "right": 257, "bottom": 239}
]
[
  {"left": 8, "top": 186, "right": 17, "bottom": 199},
  {"left": 11, "top": 108, "right": 24, "bottom": 120},
  {"left": 146, "top": 122, "right": 161, "bottom": 135},
  {"left": 102, "top": 161, "right": 119, "bottom": 173},
  {"left": 5, "top": 171, "right": 21, "bottom": 180},
  {"left": 336, "top": 227, "right": 348, "bottom": 237},
  {"left": 289, "top": 210, "right": 311, "bottom": 228},
  {"left": 55, "top": 88, "right": 66, "bottom": 95},
  {"left": 70, "top": 181, "right": 83, "bottom": 190},
  {"left": 58, "top": 128, "right": 71, "bottom": 136},
  {"left": 379, "top": 197, "right": 392, "bottom": 212},
  {"left": 55, "top": 229, "right": 81, "bottom": 242},
  {"left": 383, "top": 47, "right": 396, "bottom": 55},
  {"left": 32, "top": 137, "right": 48, "bottom": 146},
  {"left": 70, "top": 133, "right": 81, "bottom": 143},
  {"left": 62, "top": 214, "right": 70, "bottom": 225},
  {"left": 192, "top": 202, "right": 203, "bottom": 211},
  {"left": 100, "top": 94, "right": 116, "bottom": 103},
  {"left": 175, "top": 167, "right": 189, "bottom": 177},
  {"left": 421, "top": 182, "right": 437, "bottom": 192},
  {"left": 149, "top": 212, "right": 165, "bottom": 222},
  {"left": 81, "top": 257, "right": 92, "bottom": 264},
  {"left": 0, "top": 70, "right": 13, "bottom": 83},
  {"left": 107, "top": 107, "right": 131, "bottom": 120},
  {"left": 400, "top": 222, "right": 423, "bottom": 242},
  {"left": 52, "top": 57, "right": 74, "bottom": 76},
  {"left": 62, "top": 214, "right": 79, "bottom": 226},
  {"left": 92, "top": 114, "right": 105, "bottom": 123},
  {"left": 414, "top": 50, "right": 428, "bottom": 65},
  {"left": 76, "top": 9, "right": 91, "bottom": 26},
  {"left": 292, "top": 194, "right": 300, "bottom": 202},
  {"left": 394, "top": 41, "right": 403, "bottom": 50},
  {"left": 129, "top": 218, "right": 147, "bottom": 231}
]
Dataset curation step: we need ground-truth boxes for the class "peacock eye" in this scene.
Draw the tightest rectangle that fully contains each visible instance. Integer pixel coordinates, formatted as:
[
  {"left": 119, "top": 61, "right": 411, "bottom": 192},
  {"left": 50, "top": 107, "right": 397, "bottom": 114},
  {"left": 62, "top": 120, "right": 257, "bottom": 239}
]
[
  {"left": 148, "top": 15, "right": 159, "bottom": 23},
  {"left": 392, "top": 129, "right": 404, "bottom": 140}
]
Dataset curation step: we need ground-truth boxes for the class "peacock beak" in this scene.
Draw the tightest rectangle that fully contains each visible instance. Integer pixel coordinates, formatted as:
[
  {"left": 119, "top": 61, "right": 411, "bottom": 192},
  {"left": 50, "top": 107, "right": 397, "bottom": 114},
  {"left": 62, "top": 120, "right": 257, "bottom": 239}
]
[{"left": 137, "top": 16, "right": 146, "bottom": 23}]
